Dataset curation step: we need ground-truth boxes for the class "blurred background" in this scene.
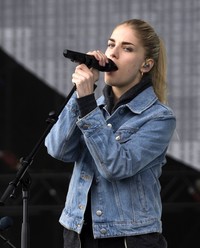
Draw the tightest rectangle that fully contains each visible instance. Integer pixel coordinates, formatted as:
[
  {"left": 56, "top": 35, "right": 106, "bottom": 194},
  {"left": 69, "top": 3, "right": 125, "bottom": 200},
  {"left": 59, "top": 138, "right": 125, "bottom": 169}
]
[{"left": 0, "top": 0, "right": 200, "bottom": 247}]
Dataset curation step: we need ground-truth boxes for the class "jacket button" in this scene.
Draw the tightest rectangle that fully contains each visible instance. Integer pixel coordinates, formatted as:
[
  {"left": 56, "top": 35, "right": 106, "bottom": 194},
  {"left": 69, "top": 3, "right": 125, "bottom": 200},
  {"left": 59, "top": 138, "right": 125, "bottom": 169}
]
[
  {"left": 107, "top": 123, "right": 112, "bottom": 128},
  {"left": 82, "top": 124, "right": 90, "bottom": 130},
  {"left": 81, "top": 174, "right": 91, "bottom": 180},
  {"left": 115, "top": 135, "right": 121, "bottom": 141},
  {"left": 100, "top": 228, "right": 107, "bottom": 234},
  {"left": 96, "top": 210, "right": 103, "bottom": 216},
  {"left": 78, "top": 204, "right": 84, "bottom": 210}
]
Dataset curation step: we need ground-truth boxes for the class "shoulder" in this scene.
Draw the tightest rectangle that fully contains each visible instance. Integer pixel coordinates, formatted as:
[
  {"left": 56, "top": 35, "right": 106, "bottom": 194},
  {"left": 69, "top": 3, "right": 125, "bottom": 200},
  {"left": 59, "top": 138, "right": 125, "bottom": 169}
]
[{"left": 128, "top": 86, "right": 175, "bottom": 118}]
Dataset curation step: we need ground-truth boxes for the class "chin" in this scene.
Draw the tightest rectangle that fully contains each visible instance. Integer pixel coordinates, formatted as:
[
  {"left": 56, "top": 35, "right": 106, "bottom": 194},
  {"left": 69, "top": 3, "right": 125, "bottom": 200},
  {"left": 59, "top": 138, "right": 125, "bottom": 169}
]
[
  {"left": 104, "top": 73, "right": 116, "bottom": 85},
  {"left": 104, "top": 80, "right": 118, "bottom": 87},
  {"left": 104, "top": 79, "right": 113, "bottom": 86}
]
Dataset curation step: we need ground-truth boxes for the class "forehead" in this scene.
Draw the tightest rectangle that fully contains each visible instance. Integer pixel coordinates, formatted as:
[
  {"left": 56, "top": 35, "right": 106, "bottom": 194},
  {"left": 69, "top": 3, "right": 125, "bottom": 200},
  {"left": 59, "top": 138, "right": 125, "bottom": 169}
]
[{"left": 110, "top": 24, "right": 140, "bottom": 44}]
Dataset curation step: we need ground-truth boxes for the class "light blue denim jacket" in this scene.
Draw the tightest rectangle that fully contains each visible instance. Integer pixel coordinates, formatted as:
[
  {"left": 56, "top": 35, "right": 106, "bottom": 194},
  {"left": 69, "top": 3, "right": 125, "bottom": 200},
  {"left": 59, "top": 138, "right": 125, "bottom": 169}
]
[{"left": 45, "top": 86, "right": 176, "bottom": 238}]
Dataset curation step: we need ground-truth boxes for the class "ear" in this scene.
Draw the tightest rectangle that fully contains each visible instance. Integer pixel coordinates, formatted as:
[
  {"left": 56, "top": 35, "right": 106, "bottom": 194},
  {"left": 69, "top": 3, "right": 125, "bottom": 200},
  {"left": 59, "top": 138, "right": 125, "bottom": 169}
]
[{"left": 141, "top": 59, "right": 154, "bottom": 73}]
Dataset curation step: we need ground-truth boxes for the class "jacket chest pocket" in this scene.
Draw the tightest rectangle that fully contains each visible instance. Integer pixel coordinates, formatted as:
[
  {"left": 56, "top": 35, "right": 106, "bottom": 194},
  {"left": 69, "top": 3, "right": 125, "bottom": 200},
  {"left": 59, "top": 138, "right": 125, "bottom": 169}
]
[{"left": 115, "top": 128, "right": 139, "bottom": 143}]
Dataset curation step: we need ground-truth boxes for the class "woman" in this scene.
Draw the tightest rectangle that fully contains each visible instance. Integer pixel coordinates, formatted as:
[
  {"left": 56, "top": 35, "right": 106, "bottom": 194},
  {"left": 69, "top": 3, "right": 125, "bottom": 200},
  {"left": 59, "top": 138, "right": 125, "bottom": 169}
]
[{"left": 45, "top": 19, "right": 176, "bottom": 248}]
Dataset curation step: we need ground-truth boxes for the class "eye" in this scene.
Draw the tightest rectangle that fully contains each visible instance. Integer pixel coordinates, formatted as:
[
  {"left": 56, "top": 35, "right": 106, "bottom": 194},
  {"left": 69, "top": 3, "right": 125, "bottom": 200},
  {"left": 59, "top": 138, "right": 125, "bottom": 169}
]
[
  {"left": 123, "top": 46, "right": 134, "bottom": 52},
  {"left": 107, "top": 42, "right": 115, "bottom": 48}
]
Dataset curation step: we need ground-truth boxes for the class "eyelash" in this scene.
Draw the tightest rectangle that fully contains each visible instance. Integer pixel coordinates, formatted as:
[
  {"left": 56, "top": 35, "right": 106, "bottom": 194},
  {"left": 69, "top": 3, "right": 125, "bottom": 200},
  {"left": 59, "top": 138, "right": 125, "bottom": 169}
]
[
  {"left": 107, "top": 43, "right": 114, "bottom": 48},
  {"left": 107, "top": 43, "right": 133, "bottom": 52},
  {"left": 124, "top": 47, "right": 133, "bottom": 52}
]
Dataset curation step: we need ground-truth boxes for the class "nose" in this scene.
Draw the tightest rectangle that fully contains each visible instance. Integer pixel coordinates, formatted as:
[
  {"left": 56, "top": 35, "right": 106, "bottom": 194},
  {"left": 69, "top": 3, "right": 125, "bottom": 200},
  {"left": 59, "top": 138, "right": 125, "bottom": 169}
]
[
  {"left": 107, "top": 46, "right": 119, "bottom": 60},
  {"left": 110, "top": 48, "right": 119, "bottom": 59}
]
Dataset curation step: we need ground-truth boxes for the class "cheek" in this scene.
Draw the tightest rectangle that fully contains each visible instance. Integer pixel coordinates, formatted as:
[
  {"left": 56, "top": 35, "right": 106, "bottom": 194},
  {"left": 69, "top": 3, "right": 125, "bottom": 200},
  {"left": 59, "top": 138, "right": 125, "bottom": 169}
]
[
  {"left": 126, "top": 59, "right": 143, "bottom": 73},
  {"left": 122, "top": 62, "right": 142, "bottom": 82},
  {"left": 123, "top": 63, "right": 138, "bottom": 75}
]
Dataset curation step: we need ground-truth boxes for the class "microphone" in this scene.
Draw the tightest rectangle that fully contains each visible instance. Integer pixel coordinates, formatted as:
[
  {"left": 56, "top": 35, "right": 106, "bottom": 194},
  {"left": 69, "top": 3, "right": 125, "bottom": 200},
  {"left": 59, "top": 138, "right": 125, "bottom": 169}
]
[
  {"left": 0, "top": 216, "right": 13, "bottom": 231},
  {"left": 0, "top": 217, "right": 16, "bottom": 248},
  {"left": 63, "top": 49, "right": 118, "bottom": 72}
]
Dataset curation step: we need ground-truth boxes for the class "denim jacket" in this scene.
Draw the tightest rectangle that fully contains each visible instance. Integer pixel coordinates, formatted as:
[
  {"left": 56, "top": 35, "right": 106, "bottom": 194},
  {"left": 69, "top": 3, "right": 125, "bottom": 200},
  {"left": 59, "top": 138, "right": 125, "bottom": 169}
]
[{"left": 45, "top": 86, "right": 176, "bottom": 239}]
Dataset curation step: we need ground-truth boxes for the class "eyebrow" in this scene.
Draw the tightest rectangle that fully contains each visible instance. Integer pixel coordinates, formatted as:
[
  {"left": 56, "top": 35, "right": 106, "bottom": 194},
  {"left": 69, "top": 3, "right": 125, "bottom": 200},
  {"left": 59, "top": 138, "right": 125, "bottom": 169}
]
[{"left": 108, "top": 38, "right": 135, "bottom": 46}]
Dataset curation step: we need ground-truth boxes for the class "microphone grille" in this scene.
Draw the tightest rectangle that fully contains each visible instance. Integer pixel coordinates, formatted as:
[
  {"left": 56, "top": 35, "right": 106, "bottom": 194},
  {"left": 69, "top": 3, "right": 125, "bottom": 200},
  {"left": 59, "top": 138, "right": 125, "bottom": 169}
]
[{"left": 0, "top": 216, "right": 13, "bottom": 231}]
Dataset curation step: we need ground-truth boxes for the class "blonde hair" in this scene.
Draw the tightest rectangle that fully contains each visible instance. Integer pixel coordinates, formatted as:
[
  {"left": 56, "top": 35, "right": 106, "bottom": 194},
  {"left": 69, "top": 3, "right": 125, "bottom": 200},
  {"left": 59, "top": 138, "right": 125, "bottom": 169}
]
[{"left": 116, "top": 19, "right": 167, "bottom": 103}]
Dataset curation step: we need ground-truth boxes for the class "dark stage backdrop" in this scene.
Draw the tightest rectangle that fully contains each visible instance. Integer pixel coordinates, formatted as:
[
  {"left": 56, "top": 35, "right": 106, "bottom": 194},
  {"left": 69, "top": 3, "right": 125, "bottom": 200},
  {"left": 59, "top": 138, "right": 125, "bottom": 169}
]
[{"left": 0, "top": 48, "right": 71, "bottom": 247}]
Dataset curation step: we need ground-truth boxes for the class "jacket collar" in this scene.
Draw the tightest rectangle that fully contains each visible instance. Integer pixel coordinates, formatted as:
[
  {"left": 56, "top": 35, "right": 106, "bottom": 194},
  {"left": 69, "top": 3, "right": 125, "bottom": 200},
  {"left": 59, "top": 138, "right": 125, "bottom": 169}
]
[
  {"left": 97, "top": 76, "right": 158, "bottom": 114},
  {"left": 126, "top": 86, "right": 158, "bottom": 114}
]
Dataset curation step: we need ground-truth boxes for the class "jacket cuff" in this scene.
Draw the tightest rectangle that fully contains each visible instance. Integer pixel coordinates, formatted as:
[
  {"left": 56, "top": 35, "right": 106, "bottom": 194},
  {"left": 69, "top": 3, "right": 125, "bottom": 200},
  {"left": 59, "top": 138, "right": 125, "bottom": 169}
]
[{"left": 76, "top": 94, "right": 97, "bottom": 117}]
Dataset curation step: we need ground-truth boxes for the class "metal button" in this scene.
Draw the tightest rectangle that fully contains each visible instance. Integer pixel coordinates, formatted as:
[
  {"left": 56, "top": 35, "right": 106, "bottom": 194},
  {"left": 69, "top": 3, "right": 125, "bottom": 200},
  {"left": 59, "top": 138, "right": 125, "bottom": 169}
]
[
  {"left": 95, "top": 177, "right": 100, "bottom": 184},
  {"left": 115, "top": 135, "right": 121, "bottom": 141},
  {"left": 100, "top": 228, "right": 107, "bottom": 234},
  {"left": 82, "top": 124, "right": 90, "bottom": 130},
  {"left": 96, "top": 210, "right": 103, "bottom": 216},
  {"left": 78, "top": 204, "right": 84, "bottom": 210},
  {"left": 107, "top": 123, "right": 112, "bottom": 128},
  {"left": 81, "top": 174, "right": 91, "bottom": 180}
]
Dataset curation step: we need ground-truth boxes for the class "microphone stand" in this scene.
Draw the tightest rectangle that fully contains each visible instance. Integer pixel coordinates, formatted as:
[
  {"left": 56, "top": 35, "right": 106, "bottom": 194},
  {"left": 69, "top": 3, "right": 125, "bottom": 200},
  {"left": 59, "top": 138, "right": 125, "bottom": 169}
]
[
  {"left": 0, "top": 85, "right": 76, "bottom": 248},
  {"left": 21, "top": 173, "right": 31, "bottom": 248},
  {"left": 0, "top": 233, "right": 16, "bottom": 248}
]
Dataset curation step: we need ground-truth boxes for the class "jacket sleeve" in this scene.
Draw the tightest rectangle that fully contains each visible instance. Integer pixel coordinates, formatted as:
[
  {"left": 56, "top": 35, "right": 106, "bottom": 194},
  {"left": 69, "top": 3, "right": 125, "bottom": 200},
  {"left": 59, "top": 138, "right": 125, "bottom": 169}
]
[{"left": 45, "top": 93, "right": 82, "bottom": 162}]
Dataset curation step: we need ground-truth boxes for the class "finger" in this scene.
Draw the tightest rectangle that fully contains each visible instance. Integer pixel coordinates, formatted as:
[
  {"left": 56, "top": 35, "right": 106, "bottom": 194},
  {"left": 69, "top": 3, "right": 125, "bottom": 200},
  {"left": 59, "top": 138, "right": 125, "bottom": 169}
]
[
  {"left": 95, "top": 50, "right": 106, "bottom": 66},
  {"left": 87, "top": 50, "right": 109, "bottom": 66},
  {"left": 72, "top": 67, "right": 94, "bottom": 84},
  {"left": 75, "top": 63, "right": 90, "bottom": 71},
  {"left": 72, "top": 70, "right": 84, "bottom": 84}
]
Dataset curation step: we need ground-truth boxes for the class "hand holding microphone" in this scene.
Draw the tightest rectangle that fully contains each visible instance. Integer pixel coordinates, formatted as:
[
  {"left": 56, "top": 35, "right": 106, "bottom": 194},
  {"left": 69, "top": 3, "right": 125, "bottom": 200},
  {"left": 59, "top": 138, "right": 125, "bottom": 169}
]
[{"left": 65, "top": 49, "right": 117, "bottom": 98}]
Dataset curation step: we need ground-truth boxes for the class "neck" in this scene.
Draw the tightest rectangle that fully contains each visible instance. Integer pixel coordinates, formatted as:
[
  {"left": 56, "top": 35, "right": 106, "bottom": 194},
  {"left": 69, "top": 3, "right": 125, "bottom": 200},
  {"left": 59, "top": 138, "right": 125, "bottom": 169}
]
[{"left": 112, "top": 82, "right": 140, "bottom": 103}]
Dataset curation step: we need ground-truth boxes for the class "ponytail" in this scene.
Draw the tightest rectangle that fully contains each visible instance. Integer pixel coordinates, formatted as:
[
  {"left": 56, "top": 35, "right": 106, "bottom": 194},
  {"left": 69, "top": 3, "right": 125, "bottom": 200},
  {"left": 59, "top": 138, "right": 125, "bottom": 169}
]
[
  {"left": 151, "top": 38, "right": 168, "bottom": 103},
  {"left": 117, "top": 19, "right": 168, "bottom": 103}
]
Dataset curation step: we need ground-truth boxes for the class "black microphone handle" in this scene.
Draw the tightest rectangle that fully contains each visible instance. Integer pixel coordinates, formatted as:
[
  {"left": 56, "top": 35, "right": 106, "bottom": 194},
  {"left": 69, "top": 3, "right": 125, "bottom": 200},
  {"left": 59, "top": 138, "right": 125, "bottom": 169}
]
[{"left": 63, "top": 49, "right": 118, "bottom": 72}]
